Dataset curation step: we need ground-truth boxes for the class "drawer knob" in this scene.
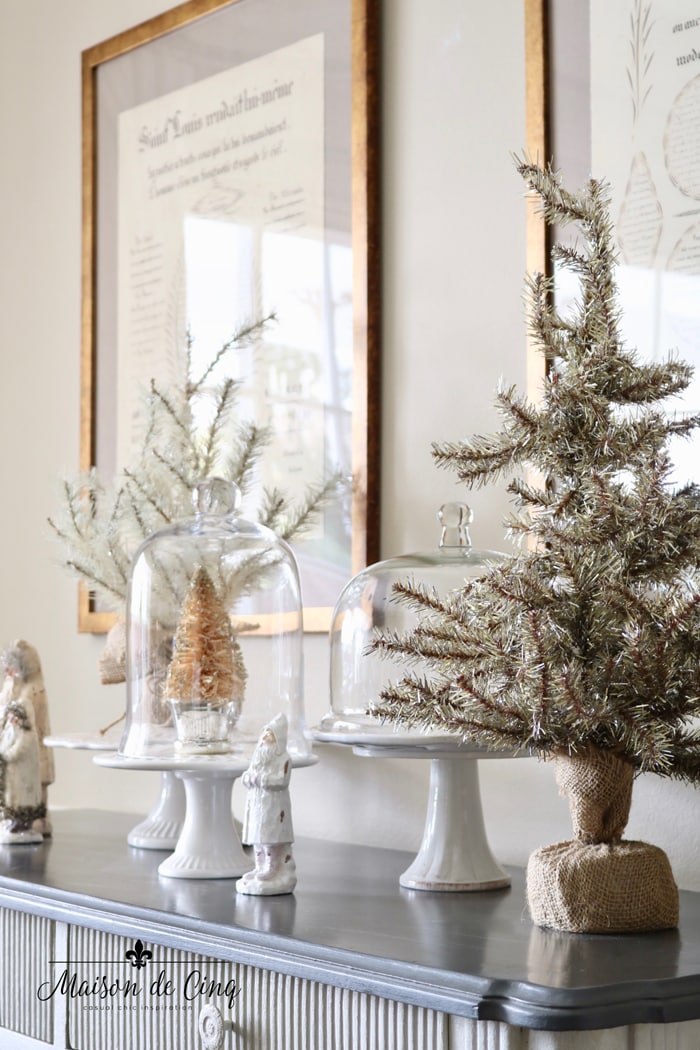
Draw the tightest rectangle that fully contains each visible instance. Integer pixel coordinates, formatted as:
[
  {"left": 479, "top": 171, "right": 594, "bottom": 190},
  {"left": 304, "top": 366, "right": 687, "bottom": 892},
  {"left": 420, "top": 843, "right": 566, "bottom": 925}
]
[{"left": 198, "top": 1004, "right": 234, "bottom": 1049}]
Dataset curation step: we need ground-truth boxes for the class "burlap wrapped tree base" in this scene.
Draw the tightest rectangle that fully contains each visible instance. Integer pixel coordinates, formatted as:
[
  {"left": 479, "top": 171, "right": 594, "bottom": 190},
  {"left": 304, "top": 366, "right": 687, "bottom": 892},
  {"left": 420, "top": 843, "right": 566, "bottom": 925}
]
[
  {"left": 526, "top": 747, "right": 679, "bottom": 933},
  {"left": 527, "top": 839, "right": 679, "bottom": 932}
]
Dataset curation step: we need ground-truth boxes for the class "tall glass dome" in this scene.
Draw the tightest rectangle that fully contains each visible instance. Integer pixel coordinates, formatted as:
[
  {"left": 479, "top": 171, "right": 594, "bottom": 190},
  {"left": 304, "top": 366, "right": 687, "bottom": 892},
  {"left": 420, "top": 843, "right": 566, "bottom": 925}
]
[
  {"left": 120, "top": 478, "right": 308, "bottom": 760},
  {"left": 320, "top": 503, "right": 506, "bottom": 738}
]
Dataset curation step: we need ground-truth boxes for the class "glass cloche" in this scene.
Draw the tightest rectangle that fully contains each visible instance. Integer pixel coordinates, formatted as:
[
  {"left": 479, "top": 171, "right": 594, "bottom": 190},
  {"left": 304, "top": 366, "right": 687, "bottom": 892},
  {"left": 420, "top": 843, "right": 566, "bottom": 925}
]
[
  {"left": 319, "top": 503, "right": 506, "bottom": 739},
  {"left": 120, "top": 477, "right": 309, "bottom": 760}
]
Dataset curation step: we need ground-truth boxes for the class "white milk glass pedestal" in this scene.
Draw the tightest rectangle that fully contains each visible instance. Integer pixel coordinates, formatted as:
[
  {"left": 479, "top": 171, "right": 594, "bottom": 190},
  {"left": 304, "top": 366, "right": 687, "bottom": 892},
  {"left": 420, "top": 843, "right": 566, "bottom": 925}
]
[
  {"left": 95, "top": 751, "right": 316, "bottom": 879},
  {"left": 126, "top": 771, "right": 186, "bottom": 850},
  {"left": 313, "top": 729, "right": 511, "bottom": 892},
  {"left": 45, "top": 734, "right": 187, "bottom": 851},
  {"left": 354, "top": 743, "right": 510, "bottom": 890}
]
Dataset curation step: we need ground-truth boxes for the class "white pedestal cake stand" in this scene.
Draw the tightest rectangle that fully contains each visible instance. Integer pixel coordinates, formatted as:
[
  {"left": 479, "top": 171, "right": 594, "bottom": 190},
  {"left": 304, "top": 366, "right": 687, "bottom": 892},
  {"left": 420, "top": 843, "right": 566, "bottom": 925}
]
[
  {"left": 312, "top": 728, "right": 513, "bottom": 892},
  {"left": 94, "top": 751, "right": 317, "bottom": 880},
  {"left": 45, "top": 733, "right": 186, "bottom": 851}
]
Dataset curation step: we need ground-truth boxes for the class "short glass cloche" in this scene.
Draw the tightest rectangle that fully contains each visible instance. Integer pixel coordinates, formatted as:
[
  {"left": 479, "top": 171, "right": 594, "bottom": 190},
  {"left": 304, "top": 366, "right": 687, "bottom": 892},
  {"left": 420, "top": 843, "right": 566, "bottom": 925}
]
[
  {"left": 120, "top": 477, "right": 309, "bottom": 760},
  {"left": 319, "top": 503, "right": 506, "bottom": 739}
]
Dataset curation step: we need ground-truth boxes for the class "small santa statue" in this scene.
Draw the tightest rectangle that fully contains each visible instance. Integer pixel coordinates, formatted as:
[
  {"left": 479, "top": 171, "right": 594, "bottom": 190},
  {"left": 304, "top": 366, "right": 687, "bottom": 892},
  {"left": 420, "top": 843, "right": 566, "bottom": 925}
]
[
  {"left": 0, "top": 641, "right": 52, "bottom": 843},
  {"left": 236, "top": 713, "right": 296, "bottom": 896}
]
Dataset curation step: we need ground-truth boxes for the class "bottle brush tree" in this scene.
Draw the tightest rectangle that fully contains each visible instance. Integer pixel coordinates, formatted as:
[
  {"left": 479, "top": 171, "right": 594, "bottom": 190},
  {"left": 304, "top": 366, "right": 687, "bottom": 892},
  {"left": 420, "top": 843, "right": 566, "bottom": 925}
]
[
  {"left": 165, "top": 566, "right": 248, "bottom": 752},
  {"left": 165, "top": 567, "right": 245, "bottom": 708},
  {"left": 371, "top": 158, "right": 700, "bottom": 933}
]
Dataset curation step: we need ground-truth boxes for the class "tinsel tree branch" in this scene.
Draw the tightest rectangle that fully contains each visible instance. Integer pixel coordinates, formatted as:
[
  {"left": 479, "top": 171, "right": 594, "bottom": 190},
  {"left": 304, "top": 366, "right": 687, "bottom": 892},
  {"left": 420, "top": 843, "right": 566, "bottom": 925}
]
[
  {"left": 272, "top": 473, "right": 347, "bottom": 542},
  {"left": 187, "top": 313, "right": 275, "bottom": 395},
  {"left": 49, "top": 321, "right": 345, "bottom": 622}
]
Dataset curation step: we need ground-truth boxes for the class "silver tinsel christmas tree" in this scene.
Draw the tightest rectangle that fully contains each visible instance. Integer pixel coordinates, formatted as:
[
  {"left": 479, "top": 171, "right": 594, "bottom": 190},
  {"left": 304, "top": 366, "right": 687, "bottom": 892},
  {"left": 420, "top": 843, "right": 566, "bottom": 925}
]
[{"left": 371, "top": 159, "right": 700, "bottom": 785}]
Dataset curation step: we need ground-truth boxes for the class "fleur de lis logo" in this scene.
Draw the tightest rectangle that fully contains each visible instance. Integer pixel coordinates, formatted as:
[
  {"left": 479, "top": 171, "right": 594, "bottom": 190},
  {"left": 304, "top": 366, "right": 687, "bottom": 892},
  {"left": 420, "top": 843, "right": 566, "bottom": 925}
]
[{"left": 124, "top": 939, "right": 153, "bottom": 969}]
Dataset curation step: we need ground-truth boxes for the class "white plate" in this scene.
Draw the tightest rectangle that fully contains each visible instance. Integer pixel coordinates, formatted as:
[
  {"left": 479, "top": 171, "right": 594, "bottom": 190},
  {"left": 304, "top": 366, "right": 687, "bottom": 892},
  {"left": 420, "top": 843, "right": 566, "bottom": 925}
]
[
  {"left": 310, "top": 725, "right": 481, "bottom": 751},
  {"left": 44, "top": 730, "right": 121, "bottom": 752},
  {"left": 94, "top": 751, "right": 318, "bottom": 773}
]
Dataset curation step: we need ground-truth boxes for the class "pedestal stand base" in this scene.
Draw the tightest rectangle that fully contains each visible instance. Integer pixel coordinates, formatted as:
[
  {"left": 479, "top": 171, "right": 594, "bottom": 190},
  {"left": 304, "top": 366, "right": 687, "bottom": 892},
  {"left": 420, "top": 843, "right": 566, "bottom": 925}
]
[
  {"left": 95, "top": 750, "right": 316, "bottom": 880},
  {"left": 158, "top": 769, "right": 250, "bottom": 880},
  {"left": 127, "top": 772, "right": 185, "bottom": 850},
  {"left": 399, "top": 757, "right": 510, "bottom": 891},
  {"left": 349, "top": 743, "right": 511, "bottom": 893}
]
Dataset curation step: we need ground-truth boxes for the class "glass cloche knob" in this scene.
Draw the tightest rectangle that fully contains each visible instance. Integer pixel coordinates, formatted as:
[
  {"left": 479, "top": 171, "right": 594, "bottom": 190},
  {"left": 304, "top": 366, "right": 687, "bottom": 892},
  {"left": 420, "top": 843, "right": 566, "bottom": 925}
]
[
  {"left": 438, "top": 502, "right": 473, "bottom": 548},
  {"left": 192, "top": 477, "right": 240, "bottom": 518}
]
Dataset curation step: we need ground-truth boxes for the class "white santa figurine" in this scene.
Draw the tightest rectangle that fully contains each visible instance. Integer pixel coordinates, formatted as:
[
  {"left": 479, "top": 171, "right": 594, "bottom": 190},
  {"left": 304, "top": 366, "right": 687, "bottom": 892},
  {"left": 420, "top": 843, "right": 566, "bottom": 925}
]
[
  {"left": 0, "top": 641, "right": 54, "bottom": 839},
  {"left": 236, "top": 713, "right": 296, "bottom": 896}
]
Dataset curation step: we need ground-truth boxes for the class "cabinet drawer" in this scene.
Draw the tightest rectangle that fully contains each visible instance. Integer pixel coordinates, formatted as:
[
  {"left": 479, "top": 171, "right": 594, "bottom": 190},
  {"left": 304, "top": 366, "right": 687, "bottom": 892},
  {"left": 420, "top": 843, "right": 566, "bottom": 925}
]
[
  {"left": 0, "top": 907, "right": 54, "bottom": 1044},
  {"left": 67, "top": 927, "right": 448, "bottom": 1050}
]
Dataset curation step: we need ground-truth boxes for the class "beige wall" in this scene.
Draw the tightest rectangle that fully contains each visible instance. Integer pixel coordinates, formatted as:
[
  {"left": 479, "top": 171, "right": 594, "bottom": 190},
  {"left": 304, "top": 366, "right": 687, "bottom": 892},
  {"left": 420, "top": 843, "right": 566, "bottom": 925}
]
[{"left": 2, "top": 0, "right": 698, "bottom": 888}]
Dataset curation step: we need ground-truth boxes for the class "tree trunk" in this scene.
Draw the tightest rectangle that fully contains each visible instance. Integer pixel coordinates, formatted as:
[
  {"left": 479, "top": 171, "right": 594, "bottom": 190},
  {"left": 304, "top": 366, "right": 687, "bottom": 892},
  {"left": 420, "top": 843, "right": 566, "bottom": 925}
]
[{"left": 554, "top": 746, "right": 634, "bottom": 844}]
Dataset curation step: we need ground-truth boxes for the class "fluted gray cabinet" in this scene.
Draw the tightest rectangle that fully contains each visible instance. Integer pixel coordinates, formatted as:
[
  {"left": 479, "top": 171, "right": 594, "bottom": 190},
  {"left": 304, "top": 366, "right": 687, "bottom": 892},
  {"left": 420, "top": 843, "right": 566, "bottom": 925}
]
[{"left": 0, "top": 812, "right": 699, "bottom": 1049}]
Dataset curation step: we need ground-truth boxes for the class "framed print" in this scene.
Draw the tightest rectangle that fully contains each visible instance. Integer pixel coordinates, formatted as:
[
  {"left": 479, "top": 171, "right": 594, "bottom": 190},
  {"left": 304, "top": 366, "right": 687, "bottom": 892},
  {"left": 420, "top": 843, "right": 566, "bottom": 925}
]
[
  {"left": 526, "top": 0, "right": 700, "bottom": 484},
  {"left": 81, "top": 0, "right": 380, "bottom": 633}
]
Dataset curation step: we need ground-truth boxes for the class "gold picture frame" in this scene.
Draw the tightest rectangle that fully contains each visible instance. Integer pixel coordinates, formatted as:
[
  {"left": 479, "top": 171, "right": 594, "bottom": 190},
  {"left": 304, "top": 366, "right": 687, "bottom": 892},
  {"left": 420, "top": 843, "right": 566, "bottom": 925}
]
[
  {"left": 524, "top": 0, "right": 550, "bottom": 404},
  {"left": 80, "top": 0, "right": 380, "bottom": 633}
]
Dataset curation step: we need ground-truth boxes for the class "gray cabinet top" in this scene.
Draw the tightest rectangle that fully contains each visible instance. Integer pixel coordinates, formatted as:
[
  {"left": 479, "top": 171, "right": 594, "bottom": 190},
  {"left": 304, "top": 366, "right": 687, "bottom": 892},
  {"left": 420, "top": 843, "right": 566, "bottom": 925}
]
[{"left": 0, "top": 810, "right": 699, "bottom": 1032}]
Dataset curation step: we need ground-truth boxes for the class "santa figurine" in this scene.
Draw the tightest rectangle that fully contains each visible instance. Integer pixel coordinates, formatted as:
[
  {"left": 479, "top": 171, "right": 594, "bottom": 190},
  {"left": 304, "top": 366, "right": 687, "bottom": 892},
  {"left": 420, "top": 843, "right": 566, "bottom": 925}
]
[
  {"left": 236, "top": 713, "right": 296, "bottom": 896},
  {"left": 0, "top": 642, "right": 51, "bottom": 844},
  {"left": 0, "top": 638, "right": 54, "bottom": 835}
]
